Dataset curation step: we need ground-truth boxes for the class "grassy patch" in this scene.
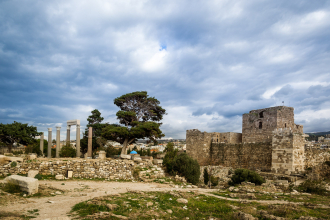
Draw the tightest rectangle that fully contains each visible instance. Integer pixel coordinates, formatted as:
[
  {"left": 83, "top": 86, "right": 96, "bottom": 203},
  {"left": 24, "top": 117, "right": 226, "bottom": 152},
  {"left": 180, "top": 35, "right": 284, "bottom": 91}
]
[{"left": 71, "top": 191, "right": 249, "bottom": 219}]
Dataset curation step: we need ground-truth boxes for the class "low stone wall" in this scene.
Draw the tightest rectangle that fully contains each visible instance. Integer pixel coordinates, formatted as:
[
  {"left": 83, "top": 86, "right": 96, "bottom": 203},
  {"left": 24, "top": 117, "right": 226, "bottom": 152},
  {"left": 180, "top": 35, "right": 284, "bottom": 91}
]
[
  {"left": 199, "top": 165, "right": 231, "bottom": 183},
  {"left": 0, "top": 158, "right": 165, "bottom": 180},
  {"left": 305, "top": 148, "right": 330, "bottom": 168}
]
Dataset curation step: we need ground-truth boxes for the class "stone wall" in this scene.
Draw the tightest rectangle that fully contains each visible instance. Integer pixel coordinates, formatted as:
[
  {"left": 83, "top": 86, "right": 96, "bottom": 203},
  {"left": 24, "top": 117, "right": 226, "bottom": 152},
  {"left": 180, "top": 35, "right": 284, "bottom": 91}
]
[
  {"left": 210, "top": 142, "right": 272, "bottom": 171},
  {"left": 218, "top": 132, "right": 242, "bottom": 144},
  {"left": 271, "top": 128, "right": 305, "bottom": 175},
  {"left": 199, "top": 165, "right": 231, "bottom": 183},
  {"left": 305, "top": 148, "right": 330, "bottom": 168},
  {"left": 186, "top": 129, "right": 214, "bottom": 165},
  {"left": 0, "top": 158, "right": 165, "bottom": 180}
]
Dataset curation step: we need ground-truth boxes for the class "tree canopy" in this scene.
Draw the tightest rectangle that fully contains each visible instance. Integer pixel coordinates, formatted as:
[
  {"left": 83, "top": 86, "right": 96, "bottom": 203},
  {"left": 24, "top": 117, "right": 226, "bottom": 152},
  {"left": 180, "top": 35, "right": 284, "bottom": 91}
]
[
  {"left": 101, "top": 91, "right": 166, "bottom": 157},
  {"left": 85, "top": 109, "right": 106, "bottom": 137},
  {"left": 0, "top": 121, "right": 41, "bottom": 152}
]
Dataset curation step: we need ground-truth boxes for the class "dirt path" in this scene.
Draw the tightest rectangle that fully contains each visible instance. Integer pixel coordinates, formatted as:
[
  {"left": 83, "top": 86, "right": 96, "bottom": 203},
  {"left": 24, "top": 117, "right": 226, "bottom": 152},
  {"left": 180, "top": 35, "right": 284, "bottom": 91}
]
[
  {"left": 0, "top": 180, "right": 215, "bottom": 219},
  {"left": 1, "top": 180, "right": 320, "bottom": 220}
]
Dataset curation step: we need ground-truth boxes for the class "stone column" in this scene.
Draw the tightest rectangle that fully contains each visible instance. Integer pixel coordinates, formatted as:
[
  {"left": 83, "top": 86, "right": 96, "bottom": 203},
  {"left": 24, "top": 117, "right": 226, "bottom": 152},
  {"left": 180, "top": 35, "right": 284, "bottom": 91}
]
[
  {"left": 47, "top": 128, "right": 52, "bottom": 158},
  {"left": 66, "top": 125, "right": 71, "bottom": 145},
  {"left": 76, "top": 124, "right": 81, "bottom": 158},
  {"left": 56, "top": 127, "right": 61, "bottom": 158},
  {"left": 40, "top": 132, "right": 44, "bottom": 155},
  {"left": 87, "top": 127, "right": 92, "bottom": 157}
]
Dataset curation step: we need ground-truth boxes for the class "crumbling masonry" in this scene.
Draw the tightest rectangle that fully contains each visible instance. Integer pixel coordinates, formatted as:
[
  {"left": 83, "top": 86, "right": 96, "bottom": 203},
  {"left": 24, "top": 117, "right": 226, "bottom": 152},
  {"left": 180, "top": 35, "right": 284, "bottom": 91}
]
[{"left": 186, "top": 106, "right": 306, "bottom": 175}]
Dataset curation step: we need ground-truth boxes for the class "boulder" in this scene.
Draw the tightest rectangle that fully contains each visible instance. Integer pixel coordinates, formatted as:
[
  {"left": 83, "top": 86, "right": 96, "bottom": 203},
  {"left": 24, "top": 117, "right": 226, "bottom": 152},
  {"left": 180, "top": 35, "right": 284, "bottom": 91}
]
[
  {"left": 4, "top": 175, "right": 38, "bottom": 195},
  {"left": 153, "top": 159, "right": 163, "bottom": 165},
  {"left": 27, "top": 170, "right": 39, "bottom": 178},
  {"left": 177, "top": 198, "right": 188, "bottom": 204},
  {"left": 233, "top": 211, "right": 257, "bottom": 220},
  {"left": 28, "top": 153, "right": 37, "bottom": 160}
]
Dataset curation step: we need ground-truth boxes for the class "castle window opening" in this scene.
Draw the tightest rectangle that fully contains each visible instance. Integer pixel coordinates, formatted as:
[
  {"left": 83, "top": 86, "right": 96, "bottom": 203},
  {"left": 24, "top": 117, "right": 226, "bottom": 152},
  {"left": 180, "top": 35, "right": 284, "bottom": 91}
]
[
  {"left": 259, "top": 111, "right": 264, "bottom": 118},
  {"left": 259, "top": 122, "right": 262, "bottom": 129},
  {"left": 217, "top": 139, "right": 218, "bottom": 142},
  {"left": 285, "top": 123, "right": 286, "bottom": 128}
]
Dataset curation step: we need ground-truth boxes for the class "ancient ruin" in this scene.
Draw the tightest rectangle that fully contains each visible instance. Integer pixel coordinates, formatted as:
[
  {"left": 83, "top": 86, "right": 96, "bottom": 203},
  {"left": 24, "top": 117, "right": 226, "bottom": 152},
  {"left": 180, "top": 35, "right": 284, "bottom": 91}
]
[
  {"left": 66, "top": 119, "right": 81, "bottom": 157},
  {"left": 186, "top": 106, "right": 306, "bottom": 175}
]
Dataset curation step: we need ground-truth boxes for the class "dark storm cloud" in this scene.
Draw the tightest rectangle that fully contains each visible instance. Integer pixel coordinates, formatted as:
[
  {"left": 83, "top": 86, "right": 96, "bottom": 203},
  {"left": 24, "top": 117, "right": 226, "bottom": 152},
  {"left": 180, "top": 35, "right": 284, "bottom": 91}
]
[{"left": 0, "top": 0, "right": 330, "bottom": 138}]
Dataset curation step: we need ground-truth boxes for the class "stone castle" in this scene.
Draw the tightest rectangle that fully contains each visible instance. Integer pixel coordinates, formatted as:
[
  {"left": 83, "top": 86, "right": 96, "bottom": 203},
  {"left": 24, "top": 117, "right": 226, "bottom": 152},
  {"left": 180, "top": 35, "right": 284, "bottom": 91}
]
[{"left": 186, "top": 106, "right": 306, "bottom": 175}]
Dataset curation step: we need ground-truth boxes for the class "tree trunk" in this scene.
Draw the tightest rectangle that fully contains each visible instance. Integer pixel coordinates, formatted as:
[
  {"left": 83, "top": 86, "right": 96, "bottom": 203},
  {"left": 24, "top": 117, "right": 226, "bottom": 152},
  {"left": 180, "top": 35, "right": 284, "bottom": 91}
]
[
  {"left": 120, "top": 138, "right": 128, "bottom": 156},
  {"left": 8, "top": 144, "right": 12, "bottom": 153}
]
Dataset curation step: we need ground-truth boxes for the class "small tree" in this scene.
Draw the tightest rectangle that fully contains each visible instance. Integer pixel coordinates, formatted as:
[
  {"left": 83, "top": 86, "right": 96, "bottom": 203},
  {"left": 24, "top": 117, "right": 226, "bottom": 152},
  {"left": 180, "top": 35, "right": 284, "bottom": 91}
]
[
  {"left": 172, "top": 153, "right": 200, "bottom": 185},
  {"left": 59, "top": 144, "right": 76, "bottom": 158},
  {"left": 163, "top": 142, "right": 178, "bottom": 174},
  {"left": 203, "top": 168, "right": 209, "bottom": 185},
  {"left": 229, "top": 169, "right": 265, "bottom": 186},
  {"left": 101, "top": 91, "right": 166, "bottom": 157},
  {"left": 0, "top": 121, "right": 41, "bottom": 153}
]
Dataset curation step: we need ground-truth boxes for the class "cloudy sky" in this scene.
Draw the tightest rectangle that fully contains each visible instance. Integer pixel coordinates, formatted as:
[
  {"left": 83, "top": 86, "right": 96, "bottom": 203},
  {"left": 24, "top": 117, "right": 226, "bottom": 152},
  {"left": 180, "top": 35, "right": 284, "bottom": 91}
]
[{"left": 1, "top": 0, "right": 330, "bottom": 140}]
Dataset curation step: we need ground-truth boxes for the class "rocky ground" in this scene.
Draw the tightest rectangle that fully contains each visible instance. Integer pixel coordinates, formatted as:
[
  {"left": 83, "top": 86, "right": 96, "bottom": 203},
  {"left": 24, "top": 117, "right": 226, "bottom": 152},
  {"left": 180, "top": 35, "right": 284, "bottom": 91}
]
[{"left": 0, "top": 178, "right": 329, "bottom": 220}]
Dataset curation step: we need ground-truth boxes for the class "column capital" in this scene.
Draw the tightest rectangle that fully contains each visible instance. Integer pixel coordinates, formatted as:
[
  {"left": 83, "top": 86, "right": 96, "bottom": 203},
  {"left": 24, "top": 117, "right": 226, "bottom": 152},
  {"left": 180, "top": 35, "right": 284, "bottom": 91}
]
[
  {"left": 48, "top": 128, "right": 52, "bottom": 131},
  {"left": 56, "top": 127, "right": 61, "bottom": 130},
  {"left": 67, "top": 125, "right": 71, "bottom": 130},
  {"left": 76, "top": 124, "right": 80, "bottom": 128}
]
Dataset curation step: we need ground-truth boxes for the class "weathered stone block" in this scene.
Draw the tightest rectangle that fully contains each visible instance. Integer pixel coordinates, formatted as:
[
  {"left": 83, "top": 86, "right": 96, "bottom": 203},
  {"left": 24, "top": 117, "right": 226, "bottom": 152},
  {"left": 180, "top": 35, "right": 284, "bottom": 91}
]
[
  {"left": 27, "top": 170, "right": 39, "bottom": 178},
  {"left": 4, "top": 175, "right": 38, "bottom": 195},
  {"left": 55, "top": 174, "right": 64, "bottom": 180}
]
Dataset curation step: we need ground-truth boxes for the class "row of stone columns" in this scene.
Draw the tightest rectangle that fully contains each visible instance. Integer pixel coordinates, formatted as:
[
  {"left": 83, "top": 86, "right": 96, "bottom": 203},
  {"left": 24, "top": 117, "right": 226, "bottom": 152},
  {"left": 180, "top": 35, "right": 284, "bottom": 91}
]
[
  {"left": 39, "top": 126, "right": 81, "bottom": 158},
  {"left": 39, "top": 120, "right": 87, "bottom": 158}
]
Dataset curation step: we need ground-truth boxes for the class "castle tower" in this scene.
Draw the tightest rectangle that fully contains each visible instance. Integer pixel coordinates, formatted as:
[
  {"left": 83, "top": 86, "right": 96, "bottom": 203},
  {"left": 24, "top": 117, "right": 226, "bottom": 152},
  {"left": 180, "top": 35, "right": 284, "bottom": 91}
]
[
  {"left": 242, "top": 106, "right": 301, "bottom": 143},
  {"left": 271, "top": 128, "right": 305, "bottom": 174}
]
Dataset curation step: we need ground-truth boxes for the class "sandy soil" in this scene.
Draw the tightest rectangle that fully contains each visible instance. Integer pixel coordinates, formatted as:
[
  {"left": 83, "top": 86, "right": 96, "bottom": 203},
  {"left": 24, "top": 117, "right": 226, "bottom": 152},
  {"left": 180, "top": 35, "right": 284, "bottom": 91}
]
[{"left": 0, "top": 180, "right": 216, "bottom": 220}]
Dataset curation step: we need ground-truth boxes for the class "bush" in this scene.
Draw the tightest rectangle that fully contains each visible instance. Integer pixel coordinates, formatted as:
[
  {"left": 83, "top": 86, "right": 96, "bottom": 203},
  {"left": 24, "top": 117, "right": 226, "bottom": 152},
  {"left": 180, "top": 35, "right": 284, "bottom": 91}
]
[
  {"left": 3, "top": 182, "right": 21, "bottom": 194},
  {"left": 203, "top": 168, "right": 209, "bottom": 185},
  {"left": 105, "top": 146, "right": 121, "bottom": 157},
  {"left": 172, "top": 153, "right": 200, "bottom": 185},
  {"left": 297, "top": 180, "right": 328, "bottom": 195},
  {"left": 59, "top": 144, "right": 76, "bottom": 158},
  {"left": 133, "top": 167, "right": 141, "bottom": 179},
  {"left": 34, "top": 174, "right": 42, "bottom": 180},
  {"left": 229, "top": 169, "right": 265, "bottom": 186},
  {"left": 210, "top": 176, "right": 219, "bottom": 186},
  {"left": 10, "top": 161, "right": 17, "bottom": 168},
  {"left": 163, "top": 142, "right": 178, "bottom": 174}
]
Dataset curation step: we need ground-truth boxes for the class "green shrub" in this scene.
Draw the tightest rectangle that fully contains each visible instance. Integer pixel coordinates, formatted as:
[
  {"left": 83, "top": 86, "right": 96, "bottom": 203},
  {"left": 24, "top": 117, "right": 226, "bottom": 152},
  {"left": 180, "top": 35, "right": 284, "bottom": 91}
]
[
  {"left": 229, "top": 168, "right": 265, "bottom": 186},
  {"left": 10, "top": 161, "right": 17, "bottom": 168},
  {"left": 3, "top": 182, "right": 21, "bottom": 194},
  {"left": 210, "top": 176, "right": 219, "bottom": 186},
  {"left": 105, "top": 146, "right": 121, "bottom": 157},
  {"left": 297, "top": 180, "right": 328, "bottom": 195},
  {"left": 59, "top": 144, "right": 76, "bottom": 158},
  {"left": 34, "top": 174, "right": 42, "bottom": 180},
  {"left": 163, "top": 142, "right": 178, "bottom": 174},
  {"left": 133, "top": 167, "right": 141, "bottom": 179},
  {"left": 203, "top": 168, "right": 209, "bottom": 185},
  {"left": 172, "top": 153, "right": 200, "bottom": 185}
]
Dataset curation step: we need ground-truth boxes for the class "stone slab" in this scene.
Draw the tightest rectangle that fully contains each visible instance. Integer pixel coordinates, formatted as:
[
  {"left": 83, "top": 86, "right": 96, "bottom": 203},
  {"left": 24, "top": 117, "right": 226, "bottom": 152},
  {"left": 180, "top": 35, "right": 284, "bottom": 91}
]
[
  {"left": 55, "top": 174, "right": 64, "bottom": 180},
  {"left": 67, "top": 171, "right": 73, "bottom": 178},
  {"left": 27, "top": 170, "right": 39, "bottom": 178},
  {"left": 4, "top": 175, "right": 38, "bottom": 195},
  {"left": 120, "top": 154, "right": 131, "bottom": 160}
]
